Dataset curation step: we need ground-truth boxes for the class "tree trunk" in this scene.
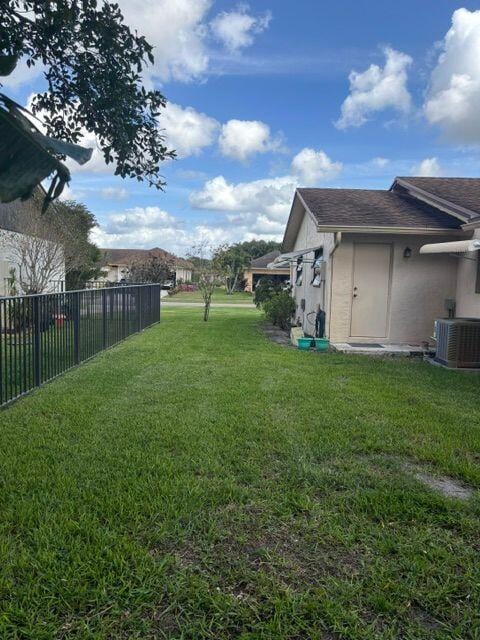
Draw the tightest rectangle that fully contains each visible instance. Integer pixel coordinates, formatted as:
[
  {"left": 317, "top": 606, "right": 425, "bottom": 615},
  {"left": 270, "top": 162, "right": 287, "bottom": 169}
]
[
  {"left": 230, "top": 271, "right": 239, "bottom": 293},
  {"left": 203, "top": 299, "right": 211, "bottom": 321}
]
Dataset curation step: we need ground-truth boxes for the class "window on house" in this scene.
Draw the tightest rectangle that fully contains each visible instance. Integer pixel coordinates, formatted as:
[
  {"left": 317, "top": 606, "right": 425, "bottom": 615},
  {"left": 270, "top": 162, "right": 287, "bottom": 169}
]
[
  {"left": 311, "top": 248, "right": 324, "bottom": 287},
  {"left": 295, "top": 257, "right": 303, "bottom": 286}
]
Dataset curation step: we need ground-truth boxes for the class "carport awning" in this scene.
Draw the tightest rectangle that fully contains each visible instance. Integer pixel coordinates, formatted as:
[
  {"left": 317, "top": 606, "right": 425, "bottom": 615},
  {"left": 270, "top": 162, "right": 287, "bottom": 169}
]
[
  {"left": 420, "top": 239, "right": 480, "bottom": 254},
  {"left": 267, "top": 245, "right": 323, "bottom": 269}
]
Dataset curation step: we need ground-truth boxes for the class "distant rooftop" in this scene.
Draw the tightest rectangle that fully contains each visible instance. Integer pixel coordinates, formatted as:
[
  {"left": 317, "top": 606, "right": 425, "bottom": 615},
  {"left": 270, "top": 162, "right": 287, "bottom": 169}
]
[
  {"left": 250, "top": 250, "right": 282, "bottom": 268},
  {"left": 100, "top": 247, "right": 192, "bottom": 268}
]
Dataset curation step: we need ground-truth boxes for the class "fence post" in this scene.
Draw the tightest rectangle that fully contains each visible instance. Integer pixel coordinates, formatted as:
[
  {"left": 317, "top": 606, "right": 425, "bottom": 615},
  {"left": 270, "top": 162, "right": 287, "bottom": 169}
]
[
  {"left": 73, "top": 292, "right": 81, "bottom": 364},
  {"left": 102, "top": 289, "right": 107, "bottom": 349},
  {"left": 32, "top": 295, "right": 42, "bottom": 387},
  {"left": 121, "top": 288, "right": 126, "bottom": 338},
  {"left": 137, "top": 287, "right": 142, "bottom": 331}
]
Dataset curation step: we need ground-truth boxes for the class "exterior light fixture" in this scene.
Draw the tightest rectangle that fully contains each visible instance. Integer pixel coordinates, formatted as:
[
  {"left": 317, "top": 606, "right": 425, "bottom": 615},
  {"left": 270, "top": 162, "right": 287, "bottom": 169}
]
[{"left": 403, "top": 247, "right": 412, "bottom": 259}]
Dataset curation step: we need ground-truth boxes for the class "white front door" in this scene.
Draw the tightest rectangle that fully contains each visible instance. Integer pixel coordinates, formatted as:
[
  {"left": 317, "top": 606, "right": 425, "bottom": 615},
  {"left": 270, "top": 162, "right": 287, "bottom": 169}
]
[{"left": 350, "top": 243, "right": 392, "bottom": 338}]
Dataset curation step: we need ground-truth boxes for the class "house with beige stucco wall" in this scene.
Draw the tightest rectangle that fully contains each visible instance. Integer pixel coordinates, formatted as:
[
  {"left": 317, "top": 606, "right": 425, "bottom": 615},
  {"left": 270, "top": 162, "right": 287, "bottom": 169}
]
[
  {"left": 274, "top": 177, "right": 480, "bottom": 347},
  {"left": 244, "top": 250, "right": 290, "bottom": 293}
]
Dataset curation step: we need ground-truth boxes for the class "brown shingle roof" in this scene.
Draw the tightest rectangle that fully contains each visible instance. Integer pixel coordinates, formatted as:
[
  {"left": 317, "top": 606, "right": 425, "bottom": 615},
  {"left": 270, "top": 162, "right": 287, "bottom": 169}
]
[
  {"left": 250, "top": 250, "right": 282, "bottom": 268},
  {"left": 396, "top": 177, "right": 480, "bottom": 218},
  {"left": 100, "top": 247, "right": 192, "bottom": 269},
  {"left": 298, "top": 188, "right": 462, "bottom": 230}
]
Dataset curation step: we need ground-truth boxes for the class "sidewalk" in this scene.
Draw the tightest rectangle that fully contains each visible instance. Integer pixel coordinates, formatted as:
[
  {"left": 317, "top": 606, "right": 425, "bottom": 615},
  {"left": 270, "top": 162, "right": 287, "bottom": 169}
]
[{"left": 162, "top": 301, "right": 256, "bottom": 308}]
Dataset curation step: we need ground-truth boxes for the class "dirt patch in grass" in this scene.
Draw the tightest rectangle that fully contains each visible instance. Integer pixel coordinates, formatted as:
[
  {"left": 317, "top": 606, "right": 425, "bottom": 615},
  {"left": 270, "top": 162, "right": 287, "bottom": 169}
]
[
  {"left": 261, "top": 323, "right": 293, "bottom": 348},
  {"left": 165, "top": 504, "right": 363, "bottom": 595},
  {"left": 362, "top": 453, "right": 476, "bottom": 502},
  {"left": 408, "top": 605, "right": 442, "bottom": 632},
  {"left": 402, "top": 462, "right": 474, "bottom": 501}
]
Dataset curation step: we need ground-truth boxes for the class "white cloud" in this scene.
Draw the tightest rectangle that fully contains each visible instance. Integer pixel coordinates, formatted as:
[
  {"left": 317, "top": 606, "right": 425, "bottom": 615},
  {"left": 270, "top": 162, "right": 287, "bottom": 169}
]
[
  {"left": 0, "top": 58, "right": 45, "bottom": 90},
  {"left": 176, "top": 169, "right": 209, "bottom": 180},
  {"left": 218, "top": 119, "right": 281, "bottom": 161},
  {"left": 188, "top": 146, "right": 344, "bottom": 241},
  {"left": 190, "top": 174, "right": 297, "bottom": 221},
  {"left": 8, "top": 2, "right": 213, "bottom": 86},
  {"left": 91, "top": 206, "right": 190, "bottom": 253},
  {"left": 335, "top": 47, "right": 412, "bottom": 129},
  {"left": 100, "top": 187, "right": 129, "bottom": 200},
  {"left": 117, "top": 0, "right": 211, "bottom": 82},
  {"left": 58, "top": 184, "right": 85, "bottom": 201},
  {"left": 424, "top": 8, "right": 480, "bottom": 142},
  {"left": 411, "top": 157, "right": 442, "bottom": 177},
  {"left": 371, "top": 156, "right": 389, "bottom": 168},
  {"left": 4, "top": 2, "right": 271, "bottom": 91},
  {"left": 91, "top": 203, "right": 282, "bottom": 256},
  {"left": 91, "top": 224, "right": 191, "bottom": 254},
  {"left": 105, "top": 207, "right": 180, "bottom": 234},
  {"left": 290, "top": 148, "right": 342, "bottom": 184},
  {"left": 190, "top": 147, "right": 343, "bottom": 237},
  {"left": 210, "top": 5, "right": 271, "bottom": 52},
  {"left": 162, "top": 102, "right": 220, "bottom": 158},
  {"left": 117, "top": 1, "right": 271, "bottom": 83}
]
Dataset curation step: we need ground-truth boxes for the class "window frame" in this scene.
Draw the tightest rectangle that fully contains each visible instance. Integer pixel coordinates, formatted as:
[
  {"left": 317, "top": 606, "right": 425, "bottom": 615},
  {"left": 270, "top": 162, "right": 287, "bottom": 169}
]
[
  {"left": 311, "top": 248, "right": 324, "bottom": 287},
  {"left": 295, "top": 257, "right": 303, "bottom": 286}
]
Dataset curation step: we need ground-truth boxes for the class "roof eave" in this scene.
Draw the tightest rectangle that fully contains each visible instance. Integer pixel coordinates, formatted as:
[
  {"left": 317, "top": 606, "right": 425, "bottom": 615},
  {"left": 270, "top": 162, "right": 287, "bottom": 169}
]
[
  {"left": 315, "top": 224, "right": 466, "bottom": 235},
  {"left": 461, "top": 218, "right": 480, "bottom": 231},
  {"left": 392, "top": 178, "right": 477, "bottom": 224},
  {"left": 252, "top": 266, "right": 290, "bottom": 273}
]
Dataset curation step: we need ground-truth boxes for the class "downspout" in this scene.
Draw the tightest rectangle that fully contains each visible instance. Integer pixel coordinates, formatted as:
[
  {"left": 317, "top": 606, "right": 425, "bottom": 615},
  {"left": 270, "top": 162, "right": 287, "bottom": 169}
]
[{"left": 327, "top": 232, "right": 342, "bottom": 339}]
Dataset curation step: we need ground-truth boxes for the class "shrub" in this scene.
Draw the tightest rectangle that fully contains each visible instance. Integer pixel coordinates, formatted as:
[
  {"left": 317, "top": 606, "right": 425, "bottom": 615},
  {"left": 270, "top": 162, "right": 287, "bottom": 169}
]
[
  {"left": 178, "top": 283, "right": 198, "bottom": 292},
  {"left": 263, "top": 291, "right": 296, "bottom": 330},
  {"left": 254, "top": 277, "right": 284, "bottom": 308},
  {"left": 168, "top": 283, "right": 198, "bottom": 296}
]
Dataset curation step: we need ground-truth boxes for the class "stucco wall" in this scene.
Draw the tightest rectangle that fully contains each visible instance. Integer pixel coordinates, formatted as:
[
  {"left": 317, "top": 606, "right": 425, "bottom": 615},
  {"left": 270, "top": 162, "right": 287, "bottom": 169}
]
[
  {"left": 329, "top": 234, "right": 459, "bottom": 344},
  {"left": 244, "top": 268, "right": 253, "bottom": 292},
  {"left": 455, "top": 229, "right": 480, "bottom": 318},
  {"left": 291, "top": 208, "right": 335, "bottom": 334}
]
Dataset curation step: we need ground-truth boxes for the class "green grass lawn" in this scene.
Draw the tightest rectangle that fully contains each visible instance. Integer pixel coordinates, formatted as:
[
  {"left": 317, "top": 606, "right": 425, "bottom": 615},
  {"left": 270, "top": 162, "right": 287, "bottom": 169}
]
[
  {"left": 0, "top": 307, "right": 479, "bottom": 639},
  {"left": 166, "top": 286, "right": 253, "bottom": 304}
]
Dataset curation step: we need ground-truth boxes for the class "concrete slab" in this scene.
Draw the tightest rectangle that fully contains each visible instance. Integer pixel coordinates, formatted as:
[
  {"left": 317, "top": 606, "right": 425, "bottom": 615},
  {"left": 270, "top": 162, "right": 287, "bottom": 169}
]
[{"left": 332, "top": 342, "right": 428, "bottom": 357}]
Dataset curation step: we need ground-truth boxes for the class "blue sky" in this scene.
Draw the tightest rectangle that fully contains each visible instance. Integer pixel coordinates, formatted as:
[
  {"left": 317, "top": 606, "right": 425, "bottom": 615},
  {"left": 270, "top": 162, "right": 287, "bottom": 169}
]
[{"left": 5, "top": 1, "right": 480, "bottom": 256}]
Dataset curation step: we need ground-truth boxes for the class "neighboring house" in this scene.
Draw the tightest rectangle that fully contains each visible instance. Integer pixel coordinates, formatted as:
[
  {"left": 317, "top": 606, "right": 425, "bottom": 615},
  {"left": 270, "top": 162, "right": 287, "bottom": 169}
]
[
  {"left": 96, "top": 247, "right": 193, "bottom": 285},
  {"left": 274, "top": 177, "right": 480, "bottom": 345},
  {"left": 244, "top": 250, "right": 290, "bottom": 292},
  {"left": 0, "top": 198, "right": 65, "bottom": 295}
]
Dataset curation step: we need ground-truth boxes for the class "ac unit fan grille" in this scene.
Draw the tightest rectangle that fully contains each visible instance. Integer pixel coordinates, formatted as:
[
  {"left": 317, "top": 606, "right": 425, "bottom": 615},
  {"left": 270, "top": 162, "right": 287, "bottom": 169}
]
[{"left": 435, "top": 319, "right": 480, "bottom": 368}]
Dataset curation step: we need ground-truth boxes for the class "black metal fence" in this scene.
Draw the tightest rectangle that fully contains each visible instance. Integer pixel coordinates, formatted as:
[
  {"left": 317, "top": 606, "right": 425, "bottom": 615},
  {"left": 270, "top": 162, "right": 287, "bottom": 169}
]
[{"left": 0, "top": 284, "right": 161, "bottom": 407}]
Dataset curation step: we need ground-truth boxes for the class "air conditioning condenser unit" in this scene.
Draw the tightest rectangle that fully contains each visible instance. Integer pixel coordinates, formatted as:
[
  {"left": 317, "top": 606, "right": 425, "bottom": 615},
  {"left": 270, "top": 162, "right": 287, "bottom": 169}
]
[{"left": 434, "top": 318, "right": 480, "bottom": 368}]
